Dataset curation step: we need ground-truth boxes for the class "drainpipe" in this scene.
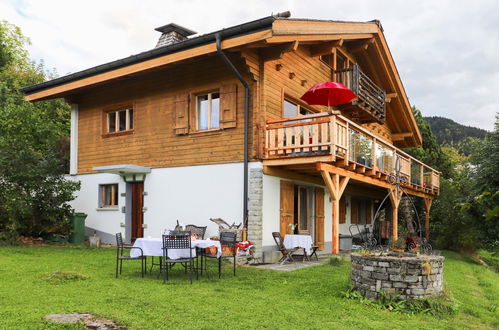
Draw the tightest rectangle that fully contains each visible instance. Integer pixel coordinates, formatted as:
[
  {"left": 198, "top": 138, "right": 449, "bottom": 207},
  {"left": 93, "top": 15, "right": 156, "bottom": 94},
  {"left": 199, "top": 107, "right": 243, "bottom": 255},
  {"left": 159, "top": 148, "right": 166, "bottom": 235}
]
[{"left": 215, "top": 33, "right": 250, "bottom": 232}]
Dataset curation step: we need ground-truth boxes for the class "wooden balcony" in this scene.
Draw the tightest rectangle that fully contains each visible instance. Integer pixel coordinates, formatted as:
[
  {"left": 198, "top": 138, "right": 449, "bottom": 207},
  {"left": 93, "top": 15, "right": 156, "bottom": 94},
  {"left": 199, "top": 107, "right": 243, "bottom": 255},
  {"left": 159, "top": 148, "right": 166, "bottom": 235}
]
[
  {"left": 335, "top": 64, "right": 386, "bottom": 124},
  {"left": 264, "top": 112, "right": 440, "bottom": 196}
]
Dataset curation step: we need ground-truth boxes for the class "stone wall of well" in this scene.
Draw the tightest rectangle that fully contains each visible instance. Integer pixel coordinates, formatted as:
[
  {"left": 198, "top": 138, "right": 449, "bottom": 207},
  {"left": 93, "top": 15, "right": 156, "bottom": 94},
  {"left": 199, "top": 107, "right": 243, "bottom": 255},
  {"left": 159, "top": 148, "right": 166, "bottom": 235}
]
[{"left": 351, "top": 253, "right": 444, "bottom": 300}]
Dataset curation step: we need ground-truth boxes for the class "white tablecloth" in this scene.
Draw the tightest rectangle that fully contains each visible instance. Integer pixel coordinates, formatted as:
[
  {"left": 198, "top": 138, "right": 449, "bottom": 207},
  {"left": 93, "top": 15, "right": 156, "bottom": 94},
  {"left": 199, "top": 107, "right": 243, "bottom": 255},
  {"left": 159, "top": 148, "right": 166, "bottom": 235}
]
[
  {"left": 130, "top": 238, "right": 222, "bottom": 259},
  {"left": 283, "top": 234, "right": 313, "bottom": 255}
]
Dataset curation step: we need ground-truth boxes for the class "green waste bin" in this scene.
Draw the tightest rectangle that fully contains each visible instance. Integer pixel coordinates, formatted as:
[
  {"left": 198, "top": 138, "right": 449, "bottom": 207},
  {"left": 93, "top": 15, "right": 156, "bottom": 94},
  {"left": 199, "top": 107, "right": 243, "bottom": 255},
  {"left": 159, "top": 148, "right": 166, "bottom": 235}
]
[{"left": 69, "top": 212, "right": 87, "bottom": 243}]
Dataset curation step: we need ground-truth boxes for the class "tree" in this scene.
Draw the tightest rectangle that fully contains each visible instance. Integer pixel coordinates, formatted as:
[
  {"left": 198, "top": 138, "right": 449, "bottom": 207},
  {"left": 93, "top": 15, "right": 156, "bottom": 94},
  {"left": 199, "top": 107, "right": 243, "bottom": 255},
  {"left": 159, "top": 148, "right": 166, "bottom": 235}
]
[{"left": 0, "top": 21, "right": 80, "bottom": 241}]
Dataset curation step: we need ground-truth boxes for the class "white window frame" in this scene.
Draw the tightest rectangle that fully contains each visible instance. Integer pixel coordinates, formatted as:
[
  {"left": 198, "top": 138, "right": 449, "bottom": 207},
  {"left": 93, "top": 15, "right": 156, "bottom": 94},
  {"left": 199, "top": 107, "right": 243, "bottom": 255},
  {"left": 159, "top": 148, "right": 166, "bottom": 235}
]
[
  {"left": 196, "top": 91, "right": 220, "bottom": 130},
  {"left": 107, "top": 108, "right": 133, "bottom": 133}
]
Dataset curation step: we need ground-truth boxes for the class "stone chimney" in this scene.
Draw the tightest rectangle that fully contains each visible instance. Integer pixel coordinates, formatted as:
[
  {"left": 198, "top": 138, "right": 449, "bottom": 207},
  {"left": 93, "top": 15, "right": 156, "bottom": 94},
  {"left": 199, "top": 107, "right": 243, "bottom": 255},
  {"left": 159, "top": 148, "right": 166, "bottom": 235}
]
[{"left": 154, "top": 23, "right": 196, "bottom": 48}]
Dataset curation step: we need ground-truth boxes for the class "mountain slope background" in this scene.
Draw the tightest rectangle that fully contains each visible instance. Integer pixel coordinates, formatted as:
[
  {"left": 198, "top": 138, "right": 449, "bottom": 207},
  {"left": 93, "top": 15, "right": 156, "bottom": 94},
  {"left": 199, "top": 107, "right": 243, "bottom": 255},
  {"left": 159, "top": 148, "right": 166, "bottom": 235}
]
[{"left": 424, "top": 116, "right": 488, "bottom": 146}]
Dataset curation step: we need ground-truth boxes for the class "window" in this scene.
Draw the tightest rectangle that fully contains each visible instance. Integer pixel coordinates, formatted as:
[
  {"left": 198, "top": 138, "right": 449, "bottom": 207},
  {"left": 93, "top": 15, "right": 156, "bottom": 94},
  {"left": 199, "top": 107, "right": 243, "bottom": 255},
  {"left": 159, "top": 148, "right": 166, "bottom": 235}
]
[
  {"left": 297, "top": 186, "right": 310, "bottom": 234},
  {"left": 197, "top": 92, "right": 220, "bottom": 130},
  {"left": 320, "top": 54, "right": 332, "bottom": 67},
  {"left": 107, "top": 108, "right": 133, "bottom": 133},
  {"left": 283, "top": 99, "right": 313, "bottom": 118},
  {"left": 99, "top": 184, "right": 118, "bottom": 208}
]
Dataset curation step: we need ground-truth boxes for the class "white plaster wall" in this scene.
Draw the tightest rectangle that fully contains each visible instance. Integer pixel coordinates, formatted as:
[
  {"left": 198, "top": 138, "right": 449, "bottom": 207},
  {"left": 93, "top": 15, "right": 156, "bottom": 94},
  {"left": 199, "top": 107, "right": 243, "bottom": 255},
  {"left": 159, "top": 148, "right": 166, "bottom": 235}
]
[
  {"left": 261, "top": 174, "right": 333, "bottom": 253},
  {"left": 68, "top": 173, "right": 125, "bottom": 237},
  {"left": 68, "top": 163, "right": 257, "bottom": 240},
  {"left": 143, "top": 163, "right": 248, "bottom": 239}
]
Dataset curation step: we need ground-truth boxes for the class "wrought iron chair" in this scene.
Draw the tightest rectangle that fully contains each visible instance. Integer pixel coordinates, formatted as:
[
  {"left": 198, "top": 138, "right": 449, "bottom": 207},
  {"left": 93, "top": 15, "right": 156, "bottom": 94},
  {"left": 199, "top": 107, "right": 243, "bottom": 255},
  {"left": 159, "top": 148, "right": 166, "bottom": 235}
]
[
  {"left": 161, "top": 232, "right": 196, "bottom": 284},
  {"left": 115, "top": 233, "right": 146, "bottom": 278},
  {"left": 272, "top": 232, "right": 300, "bottom": 265},
  {"left": 204, "top": 231, "right": 237, "bottom": 278},
  {"left": 185, "top": 225, "right": 207, "bottom": 239}
]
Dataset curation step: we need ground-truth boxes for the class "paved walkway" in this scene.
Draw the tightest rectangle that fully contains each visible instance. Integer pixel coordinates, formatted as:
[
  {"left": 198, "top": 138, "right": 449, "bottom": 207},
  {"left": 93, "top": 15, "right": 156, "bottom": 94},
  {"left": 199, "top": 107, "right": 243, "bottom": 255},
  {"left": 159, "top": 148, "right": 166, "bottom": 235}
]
[{"left": 252, "top": 254, "right": 343, "bottom": 271}]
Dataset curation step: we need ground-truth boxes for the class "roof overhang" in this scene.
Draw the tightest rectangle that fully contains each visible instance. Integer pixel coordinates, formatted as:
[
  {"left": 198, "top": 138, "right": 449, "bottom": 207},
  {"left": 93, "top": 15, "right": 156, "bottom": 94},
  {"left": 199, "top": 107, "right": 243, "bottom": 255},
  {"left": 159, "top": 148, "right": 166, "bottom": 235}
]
[
  {"left": 21, "top": 16, "right": 422, "bottom": 147},
  {"left": 93, "top": 164, "right": 151, "bottom": 175}
]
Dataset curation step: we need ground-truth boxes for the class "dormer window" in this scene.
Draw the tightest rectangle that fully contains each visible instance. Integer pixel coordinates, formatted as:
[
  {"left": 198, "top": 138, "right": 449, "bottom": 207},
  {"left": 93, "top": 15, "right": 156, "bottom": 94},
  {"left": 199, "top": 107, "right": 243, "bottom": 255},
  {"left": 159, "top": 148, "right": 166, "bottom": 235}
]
[{"left": 107, "top": 108, "right": 134, "bottom": 133}]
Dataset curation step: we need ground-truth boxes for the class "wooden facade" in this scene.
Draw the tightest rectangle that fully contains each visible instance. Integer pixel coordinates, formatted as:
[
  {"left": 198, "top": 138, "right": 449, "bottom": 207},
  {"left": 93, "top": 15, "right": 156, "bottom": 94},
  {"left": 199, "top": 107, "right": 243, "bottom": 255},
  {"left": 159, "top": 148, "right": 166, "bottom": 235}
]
[{"left": 23, "top": 17, "right": 439, "bottom": 253}]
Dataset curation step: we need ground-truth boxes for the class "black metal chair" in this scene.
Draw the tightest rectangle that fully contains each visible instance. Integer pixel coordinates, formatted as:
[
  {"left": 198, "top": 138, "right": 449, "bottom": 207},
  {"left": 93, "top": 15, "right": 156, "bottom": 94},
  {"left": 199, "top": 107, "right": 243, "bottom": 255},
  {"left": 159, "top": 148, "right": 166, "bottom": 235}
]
[
  {"left": 272, "top": 232, "right": 300, "bottom": 265},
  {"left": 310, "top": 244, "right": 319, "bottom": 261},
  {"left": 115, "top": 233, "right": 146, "bottom": 278},
  {"left": 185, "top": 225, "right": 207, "bottom": 239},
  {"left": 161, "top": 232, "right": 196, "bottom": 284},
  {"left": 204, "top": 231, "right": 237, "bottom": 278}
]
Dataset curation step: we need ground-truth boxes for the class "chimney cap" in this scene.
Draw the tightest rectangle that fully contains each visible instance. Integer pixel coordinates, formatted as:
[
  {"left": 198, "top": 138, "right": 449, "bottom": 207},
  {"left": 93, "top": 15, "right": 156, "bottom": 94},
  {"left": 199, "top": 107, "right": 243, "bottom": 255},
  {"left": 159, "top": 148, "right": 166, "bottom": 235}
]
[{"left": 154, "top": 23, "right": 197, "bottom": 37}]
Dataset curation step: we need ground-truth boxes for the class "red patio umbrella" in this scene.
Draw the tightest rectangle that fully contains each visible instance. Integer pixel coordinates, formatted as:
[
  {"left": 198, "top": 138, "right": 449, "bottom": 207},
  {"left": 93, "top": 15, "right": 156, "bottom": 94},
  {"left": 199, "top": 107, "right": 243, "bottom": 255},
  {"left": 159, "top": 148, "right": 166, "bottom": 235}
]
[{"left": 300, "top": 82, "right": 357, "bottom": 108}]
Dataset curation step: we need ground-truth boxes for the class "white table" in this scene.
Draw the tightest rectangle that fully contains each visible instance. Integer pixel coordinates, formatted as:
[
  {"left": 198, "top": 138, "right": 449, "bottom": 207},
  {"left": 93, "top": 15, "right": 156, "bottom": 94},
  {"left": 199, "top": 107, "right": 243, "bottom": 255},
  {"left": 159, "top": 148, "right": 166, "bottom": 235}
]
[
  {"left": 130, "top": 238, "right": 222, "bottom": 259},
  {"left": 283, "top": 234, "right": 313, "bottom": 255}
]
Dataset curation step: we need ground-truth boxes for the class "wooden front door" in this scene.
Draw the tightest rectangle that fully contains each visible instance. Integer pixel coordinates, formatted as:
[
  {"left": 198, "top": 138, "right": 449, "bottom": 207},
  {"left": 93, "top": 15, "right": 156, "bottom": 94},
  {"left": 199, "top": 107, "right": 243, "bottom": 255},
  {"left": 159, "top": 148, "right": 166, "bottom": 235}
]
[
  {"left": 280, "top": 180, "right": 294, "bottom": 236},
  {"left": 131, "top": 182, "right": 144, "bottom": 241},
  {"left": 315, "top": 187, "right": 325, "bottom": 250}
]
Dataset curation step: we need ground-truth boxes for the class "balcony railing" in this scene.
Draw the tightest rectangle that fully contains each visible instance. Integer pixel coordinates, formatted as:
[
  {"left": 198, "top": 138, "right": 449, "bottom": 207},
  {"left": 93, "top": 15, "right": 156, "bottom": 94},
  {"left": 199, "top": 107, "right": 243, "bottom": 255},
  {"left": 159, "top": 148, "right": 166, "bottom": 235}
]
[
  {"left": 265, "top": 112, "right": 440, "bottom": 195},
  {"left": 335, "top": 64, "right": 386, "bottom": 124}
]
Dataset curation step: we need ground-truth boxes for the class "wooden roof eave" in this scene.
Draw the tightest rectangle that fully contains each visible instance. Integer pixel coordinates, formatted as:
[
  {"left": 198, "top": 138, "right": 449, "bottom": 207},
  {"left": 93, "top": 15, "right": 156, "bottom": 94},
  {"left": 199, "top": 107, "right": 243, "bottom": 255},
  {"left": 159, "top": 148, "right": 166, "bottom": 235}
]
[
  {"left": 24, "top": 29, "right": 273, "bottom": 102},
  {"left": 373, "top": 30, "right": 422, "bottom": 146}
]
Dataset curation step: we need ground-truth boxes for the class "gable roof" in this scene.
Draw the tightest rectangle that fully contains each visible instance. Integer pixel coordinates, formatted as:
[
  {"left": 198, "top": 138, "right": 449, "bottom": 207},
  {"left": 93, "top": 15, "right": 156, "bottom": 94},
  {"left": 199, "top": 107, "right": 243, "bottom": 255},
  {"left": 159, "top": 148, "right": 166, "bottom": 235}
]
[{"left": 20, "top": 13, "right": 421, "bottom": 146}]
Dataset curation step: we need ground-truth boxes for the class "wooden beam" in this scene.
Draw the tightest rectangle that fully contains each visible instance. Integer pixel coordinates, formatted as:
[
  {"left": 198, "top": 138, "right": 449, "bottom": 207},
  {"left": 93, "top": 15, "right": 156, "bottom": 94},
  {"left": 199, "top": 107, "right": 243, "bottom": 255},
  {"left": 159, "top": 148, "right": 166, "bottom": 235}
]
[
  {"left": 338, "top": 177, "right": 350, "bottom": 198},
  {"left": 25, "top": 29, "right": 274, "bottom": 102},
  {"left": 388, "top": 189, "right": 401, "bottom": 241},
  {"left": 263, "top": 155, "right": 333, "bottom": 166},
  {"left": 265, "top": 33, "right": 374, "bottom": 43},
  {"left": 424, "top": 198, "right": 433, "bottom": 242},
  {"left": 385, "top": 92, "right": 397, "bottom": 100},
  {"left": 260, "top": 41, "right": 299, "bottom": 61},
  {"left": 263, "top": 166, "right": 324, "bottom": 186},
  {"left": 320, "top": 170, "right": 337, "bottom": 201},
  {"left": 316, "top": 162, "right": 393, "bottom": 190},
  {"left": 272, "top": 20, "right": 379, "bottom": 35},
  {"left": 309, "top": 40, "right": 343, "bottom": 57},
  {"left": 392, "top": 132, "right": 412, "bottom": 141},
  {"left": 350, "top": 38, "right": 375, "bottom": 53}
]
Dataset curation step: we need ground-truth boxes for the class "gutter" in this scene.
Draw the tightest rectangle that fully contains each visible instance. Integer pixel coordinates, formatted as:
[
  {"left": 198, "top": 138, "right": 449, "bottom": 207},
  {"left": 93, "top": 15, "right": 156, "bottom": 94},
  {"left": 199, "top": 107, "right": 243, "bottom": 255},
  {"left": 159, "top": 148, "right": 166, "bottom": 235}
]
[
  {"left": 215, "top": 33, "right": 250, "bottom": 232},
  {"left": 214, "top": 11, "right": 290, "bottom": 236}
]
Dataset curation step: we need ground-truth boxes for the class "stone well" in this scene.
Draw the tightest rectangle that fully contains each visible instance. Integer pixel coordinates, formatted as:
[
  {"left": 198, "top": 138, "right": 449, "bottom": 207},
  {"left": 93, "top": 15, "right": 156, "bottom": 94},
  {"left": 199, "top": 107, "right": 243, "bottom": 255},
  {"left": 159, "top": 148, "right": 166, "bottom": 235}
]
[{"left": 351, "top": 252, "right": 444, "bottom": 300}]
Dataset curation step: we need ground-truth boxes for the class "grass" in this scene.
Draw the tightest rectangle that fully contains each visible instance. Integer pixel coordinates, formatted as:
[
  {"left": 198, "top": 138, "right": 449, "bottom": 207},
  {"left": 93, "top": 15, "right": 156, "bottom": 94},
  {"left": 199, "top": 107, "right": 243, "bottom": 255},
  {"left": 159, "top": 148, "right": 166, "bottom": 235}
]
[
  {"left": 478, "top": 249, "right": 499, "bottom": 272},
  {"left": 0, "top": 246, "right": 497, "bottom": 329}
]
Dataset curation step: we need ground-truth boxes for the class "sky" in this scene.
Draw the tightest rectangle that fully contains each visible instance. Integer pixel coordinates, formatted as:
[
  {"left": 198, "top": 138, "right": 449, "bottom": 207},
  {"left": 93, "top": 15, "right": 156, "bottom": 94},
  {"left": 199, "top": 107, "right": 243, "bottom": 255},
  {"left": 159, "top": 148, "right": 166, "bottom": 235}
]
[{"left": 1, "top": 0, "right": 498, "bottom": 130}]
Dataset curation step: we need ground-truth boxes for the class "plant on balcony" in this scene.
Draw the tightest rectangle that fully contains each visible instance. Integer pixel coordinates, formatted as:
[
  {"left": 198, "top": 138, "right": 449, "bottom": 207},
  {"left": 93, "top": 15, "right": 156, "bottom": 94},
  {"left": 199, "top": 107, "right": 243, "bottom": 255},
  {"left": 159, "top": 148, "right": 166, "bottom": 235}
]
[{"left": 357, "top": 136, "right": 372, "bottom": 167}]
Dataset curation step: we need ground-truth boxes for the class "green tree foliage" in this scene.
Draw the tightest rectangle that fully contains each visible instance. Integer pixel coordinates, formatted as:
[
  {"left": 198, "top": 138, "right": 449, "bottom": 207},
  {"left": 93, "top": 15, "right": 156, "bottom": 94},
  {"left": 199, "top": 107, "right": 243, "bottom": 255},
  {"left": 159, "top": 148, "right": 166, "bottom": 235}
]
[
  {"left": 404, "top": 107, "right": 452, "bottom": 177},
  {"left": 0, "top": 21, "right": 80, "bottom": 241},
  {"left": 406, "top": 106, "right": 498, "bottom": 251}
]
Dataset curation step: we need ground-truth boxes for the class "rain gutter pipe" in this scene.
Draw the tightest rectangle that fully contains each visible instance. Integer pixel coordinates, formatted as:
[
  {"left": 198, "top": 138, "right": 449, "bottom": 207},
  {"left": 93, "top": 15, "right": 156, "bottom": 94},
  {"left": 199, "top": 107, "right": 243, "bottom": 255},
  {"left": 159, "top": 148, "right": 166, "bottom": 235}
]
[{"left": 215, "top": 33, "right": 250, "bottom": 231}]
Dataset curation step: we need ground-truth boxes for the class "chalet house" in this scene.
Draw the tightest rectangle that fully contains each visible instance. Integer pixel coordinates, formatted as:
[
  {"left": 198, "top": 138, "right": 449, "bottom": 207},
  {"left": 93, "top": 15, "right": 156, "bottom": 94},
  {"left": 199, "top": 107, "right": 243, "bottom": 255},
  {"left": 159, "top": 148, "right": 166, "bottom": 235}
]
[{"left": 21, "top": 12, "right": 439, "bottom": 257}]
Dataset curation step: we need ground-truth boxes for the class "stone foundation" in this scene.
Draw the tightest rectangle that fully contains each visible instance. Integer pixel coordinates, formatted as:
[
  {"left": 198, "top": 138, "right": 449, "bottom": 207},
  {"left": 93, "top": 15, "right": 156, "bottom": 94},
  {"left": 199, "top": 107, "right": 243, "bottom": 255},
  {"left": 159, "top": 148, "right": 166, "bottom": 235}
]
[{"left": 351, "top": 253, "right": 444, "bottom": 300}]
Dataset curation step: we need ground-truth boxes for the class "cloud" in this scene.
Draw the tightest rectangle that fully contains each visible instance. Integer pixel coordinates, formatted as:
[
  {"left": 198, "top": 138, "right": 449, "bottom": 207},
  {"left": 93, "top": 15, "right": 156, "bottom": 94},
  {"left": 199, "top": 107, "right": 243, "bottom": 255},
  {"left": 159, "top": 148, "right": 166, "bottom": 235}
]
[{"left": 1, "top": 0, "right": 497, "bottom": 130}]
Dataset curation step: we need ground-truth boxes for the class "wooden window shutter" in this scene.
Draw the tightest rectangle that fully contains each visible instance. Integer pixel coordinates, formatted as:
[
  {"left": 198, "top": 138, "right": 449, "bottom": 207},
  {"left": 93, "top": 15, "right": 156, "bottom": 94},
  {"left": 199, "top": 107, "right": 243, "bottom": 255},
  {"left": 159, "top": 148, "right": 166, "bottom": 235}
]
[
  {"left": 219, "top": 84, "right": 237, "bottom": 128},
  {"left": 314, "top": 187, "right": 325, "bottom": 250},
  {"left": 366, "top": 200, "right": 372, "bottom": 224},
  {"left": 351, "top": 198, "right": 359, "bottom": 224},
  {"left": 280, "top": 180, "right": 294, "bottom": 237},
  {"left": 339, "top": 197, "right": 346, "bottom": 224},
  {"left": 173, "top": 93, "right": 189, "bottom": 135},
  {"left": 189, "top": 93, "right": 197, "bottom": 132}
]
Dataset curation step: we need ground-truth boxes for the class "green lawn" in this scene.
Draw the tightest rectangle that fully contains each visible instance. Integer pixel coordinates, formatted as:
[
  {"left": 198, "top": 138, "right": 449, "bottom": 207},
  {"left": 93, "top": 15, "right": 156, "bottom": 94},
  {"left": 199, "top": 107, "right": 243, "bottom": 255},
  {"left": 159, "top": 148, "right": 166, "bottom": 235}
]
[{"left": 0, "top": 246, "right": 497, "bottom": 329}]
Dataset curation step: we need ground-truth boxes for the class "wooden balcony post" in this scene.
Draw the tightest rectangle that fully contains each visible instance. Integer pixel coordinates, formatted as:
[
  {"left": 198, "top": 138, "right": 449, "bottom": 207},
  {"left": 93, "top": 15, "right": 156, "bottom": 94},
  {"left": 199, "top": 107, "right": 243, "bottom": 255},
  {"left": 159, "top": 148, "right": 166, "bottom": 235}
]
[
  {"left": 330, "top": 115, "right": 336, "bottom": 160},
  {"left": 345, "top": 122, "right": 350, "bottom": 166},
  {"left": 424, "top": 198, "right": 432, "bottom": 241},
  {"left": 388, "top": 189, "right": 401, "bottom": 241},
  {"left": 420, "top": 165, "right": 424, "bottom": 188},
  {"left": 320, "top": 167, "right": 349, "bottom": 254}
]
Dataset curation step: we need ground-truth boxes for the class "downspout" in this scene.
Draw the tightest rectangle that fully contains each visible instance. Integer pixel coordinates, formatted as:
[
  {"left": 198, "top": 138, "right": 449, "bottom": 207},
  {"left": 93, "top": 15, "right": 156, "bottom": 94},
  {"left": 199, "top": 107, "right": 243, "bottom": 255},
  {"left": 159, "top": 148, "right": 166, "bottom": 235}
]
[{"left": 215, "top": 33, "right": 250, "bottom": 232}]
